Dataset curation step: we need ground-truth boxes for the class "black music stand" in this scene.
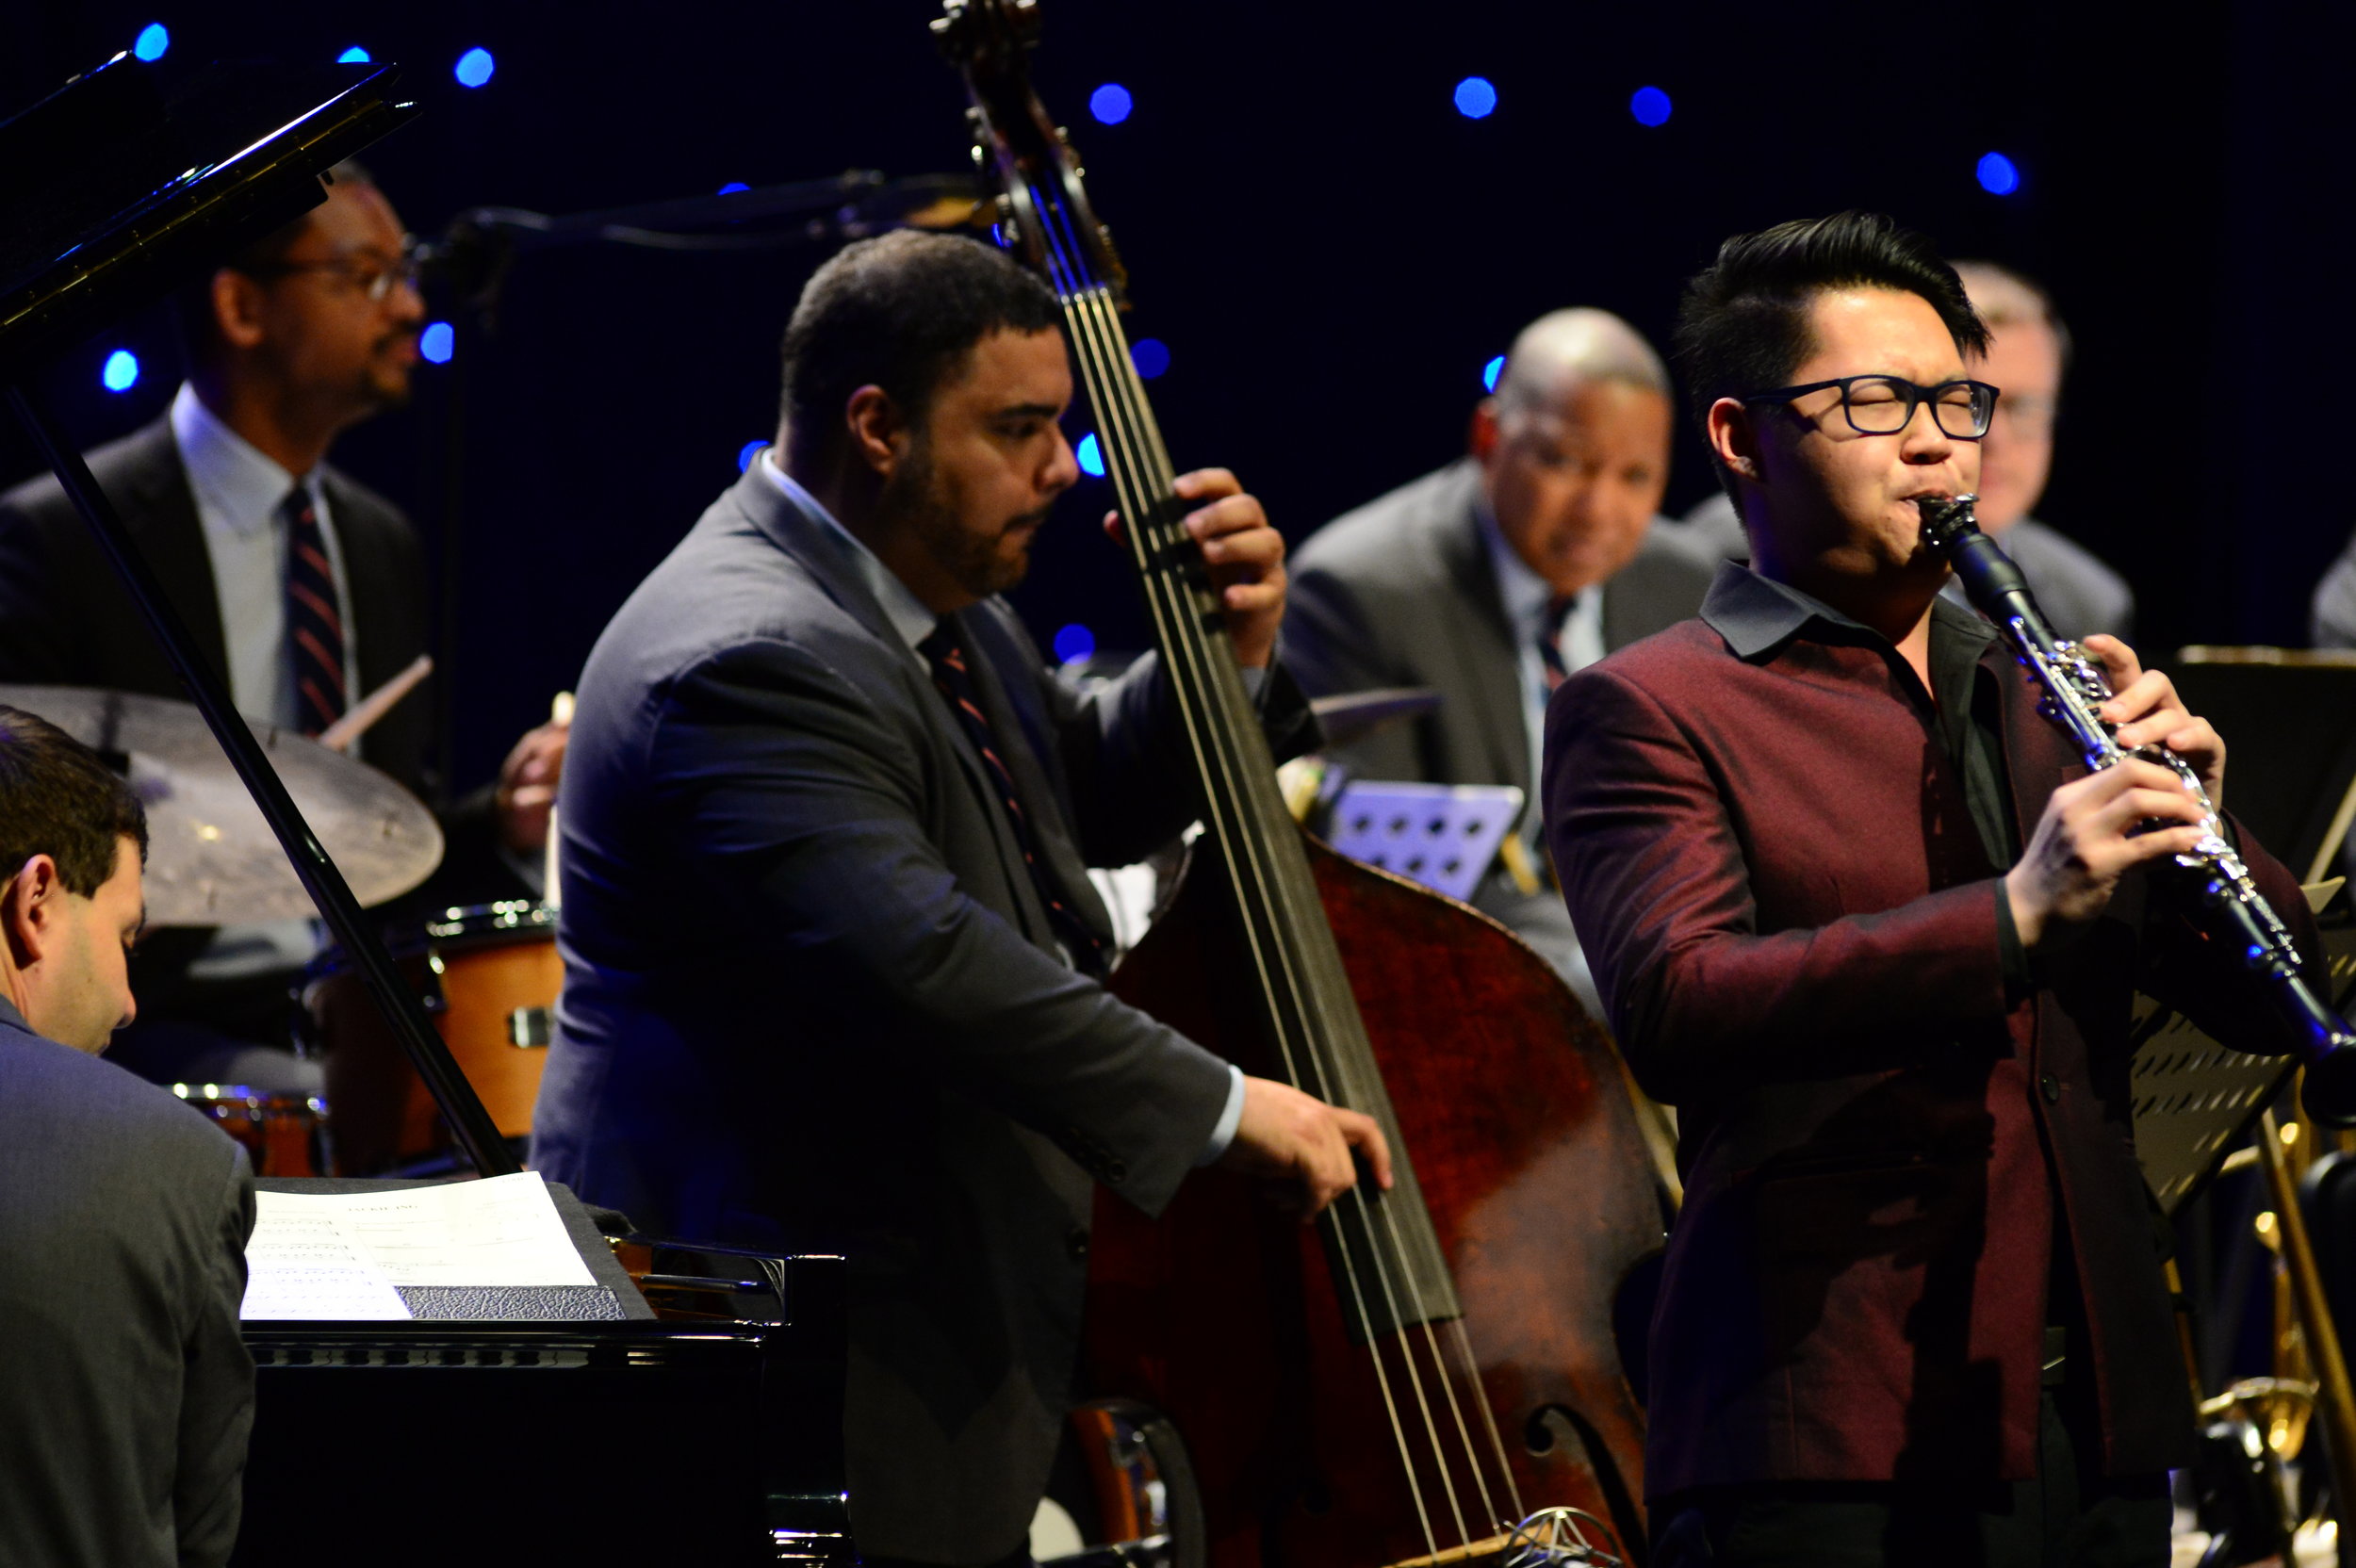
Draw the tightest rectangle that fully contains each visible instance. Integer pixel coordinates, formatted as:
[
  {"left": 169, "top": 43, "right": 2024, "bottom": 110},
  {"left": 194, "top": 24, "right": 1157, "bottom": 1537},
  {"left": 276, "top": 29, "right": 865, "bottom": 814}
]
[
  {"left": 2134, "top": 898, "right": 2356, "bottom": 1215},
  {"left": 2169, "top": 649, "right": 2356, "bottom": 885},
  {"left": 0, "top": 52, "right": 512, "bottom": 1173}
]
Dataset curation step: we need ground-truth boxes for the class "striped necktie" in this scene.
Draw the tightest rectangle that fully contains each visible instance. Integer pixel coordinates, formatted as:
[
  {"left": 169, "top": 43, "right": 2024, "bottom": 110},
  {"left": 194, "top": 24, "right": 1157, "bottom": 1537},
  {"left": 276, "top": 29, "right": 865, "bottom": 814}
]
[
  {"left": 281, "top": 483, "right": 346, "bottom": 737},
  {"left": 919, "top": 620, "right": 1106, "bottom": 976},
  {"left": 1537, "top": 593, "right": 1579, "bottom": 692}
]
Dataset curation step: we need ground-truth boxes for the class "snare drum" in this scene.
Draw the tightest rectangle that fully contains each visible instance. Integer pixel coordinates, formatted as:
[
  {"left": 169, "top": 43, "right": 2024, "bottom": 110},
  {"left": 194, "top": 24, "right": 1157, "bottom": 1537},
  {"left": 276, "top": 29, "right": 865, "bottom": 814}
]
[
  {"left": 172, "top": 1085, "right": 327, "bottom": 1177},
  {"left": 303, "top": 901, "right": 559, "bottom": 1174}
]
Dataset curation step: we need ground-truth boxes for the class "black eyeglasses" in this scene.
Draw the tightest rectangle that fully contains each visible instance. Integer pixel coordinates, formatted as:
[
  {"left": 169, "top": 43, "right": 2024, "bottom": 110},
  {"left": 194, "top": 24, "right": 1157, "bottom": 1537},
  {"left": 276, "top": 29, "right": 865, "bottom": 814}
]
[
  {"left": 1742, "top": 374, "right": 1999, "bottom": 440},
  {"left": 240, "top": 246, "right": 421, "bottom": 304}
]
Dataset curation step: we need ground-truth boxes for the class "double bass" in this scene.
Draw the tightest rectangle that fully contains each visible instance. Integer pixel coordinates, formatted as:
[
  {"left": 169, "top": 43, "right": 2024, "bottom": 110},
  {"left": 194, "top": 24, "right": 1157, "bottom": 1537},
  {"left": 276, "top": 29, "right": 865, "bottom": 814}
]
[{"left": 935, "top": 6, "right": 1662, "bottom": 1562}]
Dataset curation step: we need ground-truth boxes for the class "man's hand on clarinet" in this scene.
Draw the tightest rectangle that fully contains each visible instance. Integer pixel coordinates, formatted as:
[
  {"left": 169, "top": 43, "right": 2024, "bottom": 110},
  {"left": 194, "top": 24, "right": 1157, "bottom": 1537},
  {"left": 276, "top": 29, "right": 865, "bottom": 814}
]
[
  {"left": 2084, "top": 634, "right": 2227, "bottom": 808},
  {"left": 1217, "top": 1075, "right": 1393, "bottom": 1221},
  {"left": 2006, "top": 755, "right": 2209, "bottom": 952}
]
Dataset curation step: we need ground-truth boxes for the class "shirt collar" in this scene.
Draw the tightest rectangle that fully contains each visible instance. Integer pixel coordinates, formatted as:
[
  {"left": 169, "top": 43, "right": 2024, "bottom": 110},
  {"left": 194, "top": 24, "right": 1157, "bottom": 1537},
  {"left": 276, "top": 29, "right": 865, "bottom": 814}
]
[
  {"left": 0, "top": 992, "right": 32, "bottom": 1037},
  {"left": 171, "top": 382, "right": 307, "bottom": 538},
  {"left": 1700, "top": 560, "right": 1996, "bottom": 662},
  {"left": 758, "top": 450, "right": 939, "bottom": 652}
]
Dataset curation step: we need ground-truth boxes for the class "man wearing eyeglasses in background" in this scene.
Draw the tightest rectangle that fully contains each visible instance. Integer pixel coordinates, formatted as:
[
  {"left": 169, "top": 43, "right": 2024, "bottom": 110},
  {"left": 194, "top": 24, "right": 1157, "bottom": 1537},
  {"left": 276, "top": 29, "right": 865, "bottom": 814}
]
[
  {"left": 0, "top": 162, "right": 564, "bottom": 1092},
  {"left": 1674, "top": 260, "right": 2132, "bottom": 644},
  {"left": 1545, "top": 212, "right": 2315, "bottom": 1567}
]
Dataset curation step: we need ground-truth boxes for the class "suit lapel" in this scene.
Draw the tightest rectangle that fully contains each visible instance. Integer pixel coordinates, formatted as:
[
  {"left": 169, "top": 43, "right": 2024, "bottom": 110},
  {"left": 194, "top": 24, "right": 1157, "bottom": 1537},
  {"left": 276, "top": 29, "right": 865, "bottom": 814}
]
[
  {"left": 734, "top": 469, "right": 1062, "bottom": 947},
  {"left": 1432, "top": 469, "right": 1533, "bottom": 801},
  {"left": 959, "top": 607, "right": 1114, "bottom": 942},
  {"left": 118, "top": 419, "right": 231, "bottom": 682}
]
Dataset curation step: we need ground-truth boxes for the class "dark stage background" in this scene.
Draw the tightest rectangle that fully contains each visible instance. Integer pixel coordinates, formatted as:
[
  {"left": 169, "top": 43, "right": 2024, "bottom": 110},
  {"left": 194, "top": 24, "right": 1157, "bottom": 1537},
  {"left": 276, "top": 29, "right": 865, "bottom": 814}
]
[{"left": 5, "top": 1, "right": 2351, "bottom": 797}]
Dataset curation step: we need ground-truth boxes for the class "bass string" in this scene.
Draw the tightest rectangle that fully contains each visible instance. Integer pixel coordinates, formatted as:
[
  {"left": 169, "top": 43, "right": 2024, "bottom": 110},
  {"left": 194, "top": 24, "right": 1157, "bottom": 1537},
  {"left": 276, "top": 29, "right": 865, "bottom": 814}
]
[
  {"left": 1032, "top": 217, "right": 1453, "bottom": 1551},
  {"left": 1034, "top": 190, "right": 1515, "bottom": 1536},
  {"left": 1034, "top": 190, "right": 1519, "bottom": 1540},
  {"left": 1048, "top": 256, "right": 1525, "bottom": 1539}
]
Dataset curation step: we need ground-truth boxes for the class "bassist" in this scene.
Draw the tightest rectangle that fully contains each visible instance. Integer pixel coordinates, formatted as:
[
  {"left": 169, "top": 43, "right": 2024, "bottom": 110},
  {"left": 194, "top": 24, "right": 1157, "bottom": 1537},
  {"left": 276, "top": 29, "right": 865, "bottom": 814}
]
[{"left": 531, "top": 230, "right": 1387, "bottom": 1566}]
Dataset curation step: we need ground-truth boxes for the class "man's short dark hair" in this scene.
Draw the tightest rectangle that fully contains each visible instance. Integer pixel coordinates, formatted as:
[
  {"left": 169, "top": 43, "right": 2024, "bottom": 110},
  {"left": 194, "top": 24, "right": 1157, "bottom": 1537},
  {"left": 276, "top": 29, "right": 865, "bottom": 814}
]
[
  {"left": 1673, "top": 212, "right": 1988, "bottom": 493},
  {"left": 777, "top": 230, "right": 1063, "bottom": 457},
  {"left": 173, "top": 160, "right": 379, "bottom": 370},
  {"left": 0, "top": 707, "right": 147, "bottom": 897}
]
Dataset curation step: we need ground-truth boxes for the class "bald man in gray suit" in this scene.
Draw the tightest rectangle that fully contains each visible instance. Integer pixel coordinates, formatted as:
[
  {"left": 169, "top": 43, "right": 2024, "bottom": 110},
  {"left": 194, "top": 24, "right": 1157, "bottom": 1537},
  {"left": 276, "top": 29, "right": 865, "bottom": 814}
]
[{"left": 1286, "top": 309, "right": 1714, "bottom": 1010}]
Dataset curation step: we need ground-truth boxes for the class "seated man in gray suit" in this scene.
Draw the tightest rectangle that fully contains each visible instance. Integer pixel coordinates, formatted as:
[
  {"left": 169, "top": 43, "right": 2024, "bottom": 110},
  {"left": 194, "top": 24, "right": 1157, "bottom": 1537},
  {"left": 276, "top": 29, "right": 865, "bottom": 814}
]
[
  {"left": 0, "top": 706, "right": 255, "bottom": 1568},
  {"left": 532, "top": 231, "right": 1388, "bottom": 1567},
  {"left": 1677, "top": 260, "right": 2134, "bottom": 642},
  {"left": 1285, "top": 308, "right": 1713, "bottom": 1008}
]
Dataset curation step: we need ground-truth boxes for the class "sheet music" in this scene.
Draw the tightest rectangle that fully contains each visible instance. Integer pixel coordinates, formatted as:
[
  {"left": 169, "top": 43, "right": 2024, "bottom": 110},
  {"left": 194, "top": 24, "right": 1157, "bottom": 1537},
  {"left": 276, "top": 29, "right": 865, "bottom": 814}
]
[
  {"left": 240, "top": 1172, "right": 597, "bottom": 1319},
  {"left": 240, "top": 1194, "right": 411, "bottom": 1320},
  {"left": 321, "top": 1172, "right": 597, "bottom": 1288}
]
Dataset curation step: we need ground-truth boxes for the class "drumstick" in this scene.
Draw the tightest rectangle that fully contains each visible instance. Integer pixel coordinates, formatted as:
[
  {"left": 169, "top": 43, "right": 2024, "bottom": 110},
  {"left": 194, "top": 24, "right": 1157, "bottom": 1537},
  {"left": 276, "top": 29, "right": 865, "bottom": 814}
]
[
  {"left": 543, "top": 691, "right": 574, "bottom": 906},
  {"left": 317, "top": 654, "right": 434, "bottom": 752}
]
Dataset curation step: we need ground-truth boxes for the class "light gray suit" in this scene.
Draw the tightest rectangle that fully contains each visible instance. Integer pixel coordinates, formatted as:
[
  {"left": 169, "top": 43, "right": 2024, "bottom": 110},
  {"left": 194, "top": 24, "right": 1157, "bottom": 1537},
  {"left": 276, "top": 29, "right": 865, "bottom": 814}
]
[
  {"left": 0, "top": 997, "right": 254, "bottom": 1568},
  {"left": 532, "top": 463, "right": 1314, "bottom": 1563},
  {"left": 1284, "top": 458, "right": 1714, "bottom": 1002}
]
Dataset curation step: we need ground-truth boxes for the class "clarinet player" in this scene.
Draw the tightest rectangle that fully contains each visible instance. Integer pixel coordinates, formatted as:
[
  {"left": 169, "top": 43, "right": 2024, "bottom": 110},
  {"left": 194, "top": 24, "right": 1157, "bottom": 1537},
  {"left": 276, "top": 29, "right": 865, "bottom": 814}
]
[{"left": 1543, "top": 212, "right": 2321, "bottom": 1568}]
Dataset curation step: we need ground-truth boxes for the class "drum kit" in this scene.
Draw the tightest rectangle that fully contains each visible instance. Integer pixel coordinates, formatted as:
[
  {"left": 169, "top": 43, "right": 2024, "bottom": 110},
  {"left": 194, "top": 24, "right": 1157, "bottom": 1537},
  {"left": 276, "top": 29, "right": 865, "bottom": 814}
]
[{"left": 0, "top": 684, "right": 559, "bottom": 1180}]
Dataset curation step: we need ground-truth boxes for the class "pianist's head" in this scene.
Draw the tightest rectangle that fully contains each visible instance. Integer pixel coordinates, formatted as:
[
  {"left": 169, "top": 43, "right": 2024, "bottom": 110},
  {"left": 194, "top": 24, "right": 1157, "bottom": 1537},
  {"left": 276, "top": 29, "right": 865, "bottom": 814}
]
[
  {"left": 176, "top": 161, "right": 426, "bottom": 472},
  {"left": 0, "top": 709, "right": 147, "bottom": 1054}
]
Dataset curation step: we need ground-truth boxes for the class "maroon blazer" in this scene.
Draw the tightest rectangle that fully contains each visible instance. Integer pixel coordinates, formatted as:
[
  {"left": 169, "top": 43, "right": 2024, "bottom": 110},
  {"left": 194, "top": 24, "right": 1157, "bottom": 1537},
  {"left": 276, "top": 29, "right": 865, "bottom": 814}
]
[{"left": 1543, "top": 566, "right": 2316, "bottom": 1503}]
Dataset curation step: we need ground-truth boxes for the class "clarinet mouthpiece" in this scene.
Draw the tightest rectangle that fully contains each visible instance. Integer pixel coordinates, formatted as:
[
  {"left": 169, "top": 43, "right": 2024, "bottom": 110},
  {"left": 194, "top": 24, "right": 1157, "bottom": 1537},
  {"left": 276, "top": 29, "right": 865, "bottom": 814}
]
[{"left": 1917, "top": 493, "right": 1979, "bottom": 548}]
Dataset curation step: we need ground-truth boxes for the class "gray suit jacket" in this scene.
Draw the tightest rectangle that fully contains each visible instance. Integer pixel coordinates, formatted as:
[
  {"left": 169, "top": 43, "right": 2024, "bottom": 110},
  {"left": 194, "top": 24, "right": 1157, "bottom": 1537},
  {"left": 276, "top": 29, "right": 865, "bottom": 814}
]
[
  {"left": 1676, "top": 490, "right": 2135, "bottom": 643},
  {"left": 2314, "top": 527, "right": 2356, "bottom": 648},
  {"left": 1284, "top": 458, "right": 1715, "bottom": 811},
  {"left": 532, "top": 464, "right": 1310, "bottom": 1563},
  {"left": 0, "top": 999, "right": 254, "bottom": 1567}
]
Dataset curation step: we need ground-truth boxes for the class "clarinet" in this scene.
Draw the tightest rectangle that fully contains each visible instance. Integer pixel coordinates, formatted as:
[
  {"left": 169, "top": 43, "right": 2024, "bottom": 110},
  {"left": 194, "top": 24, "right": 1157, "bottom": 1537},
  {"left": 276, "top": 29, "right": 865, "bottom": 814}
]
[{"left": 1919, "top": 495, "right": 2356, "bottom": 1124}]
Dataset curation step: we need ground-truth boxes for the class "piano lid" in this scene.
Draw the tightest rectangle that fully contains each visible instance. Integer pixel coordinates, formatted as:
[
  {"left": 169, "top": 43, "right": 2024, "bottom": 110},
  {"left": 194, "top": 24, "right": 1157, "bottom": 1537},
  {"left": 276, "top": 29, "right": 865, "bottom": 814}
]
[{"left": 0, "top": 52, "right": 419, "bottom": 377}]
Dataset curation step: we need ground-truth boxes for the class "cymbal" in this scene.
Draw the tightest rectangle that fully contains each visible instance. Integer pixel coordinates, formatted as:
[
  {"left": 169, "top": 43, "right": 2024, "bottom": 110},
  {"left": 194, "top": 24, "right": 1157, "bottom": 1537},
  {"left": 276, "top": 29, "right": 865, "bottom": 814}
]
[
  {"left": 1308, "top": 687, "right": 1441, "bottom": 747},
  {"left": 0, "top": 686, "right": 442, "bottom": 926}
]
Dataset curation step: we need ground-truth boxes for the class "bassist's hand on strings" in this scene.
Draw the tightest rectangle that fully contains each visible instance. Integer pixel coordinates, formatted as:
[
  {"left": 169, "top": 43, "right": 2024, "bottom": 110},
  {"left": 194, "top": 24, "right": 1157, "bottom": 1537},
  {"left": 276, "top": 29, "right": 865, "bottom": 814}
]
[
  {"left": 1218, "top": 1075, "right": 1393, "bottom": 1220},
  {"left": 1103, "top": 467, "right": 1289, "bottom": 670}
]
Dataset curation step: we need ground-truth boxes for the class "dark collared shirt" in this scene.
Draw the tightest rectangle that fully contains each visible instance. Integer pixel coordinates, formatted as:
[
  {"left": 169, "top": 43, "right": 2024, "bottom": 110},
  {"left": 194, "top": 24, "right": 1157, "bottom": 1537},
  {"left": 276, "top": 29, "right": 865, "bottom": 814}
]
[{"left": 1699, "top": 563, "right": 2031, "bottom": 992}]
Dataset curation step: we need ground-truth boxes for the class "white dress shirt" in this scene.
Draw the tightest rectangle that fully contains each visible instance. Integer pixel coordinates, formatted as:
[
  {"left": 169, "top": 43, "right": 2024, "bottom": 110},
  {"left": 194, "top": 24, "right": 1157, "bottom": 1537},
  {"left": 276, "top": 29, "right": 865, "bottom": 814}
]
[
  {"left": 1476, "top": 501, "right": 1603, "bottom": 815},
  {"left": 170, "top": 383, "right": 361, "bottom": 979},
  {"left": 170, "top": 383, "right": 360, "bottom": 729},
  {"left": 758, "top": 450, "right": 1247, "bottom": 1162}
]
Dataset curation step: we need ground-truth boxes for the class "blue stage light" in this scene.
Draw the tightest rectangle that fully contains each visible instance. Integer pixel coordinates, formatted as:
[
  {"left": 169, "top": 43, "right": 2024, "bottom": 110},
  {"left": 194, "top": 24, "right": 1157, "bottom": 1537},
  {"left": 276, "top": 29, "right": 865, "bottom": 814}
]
[
  {"left": 133, "top": 23, "right": 170, "bottom": 61},
  {"left": 101, "top": 351, "right": 140, "bottom": 393},
  {"left": 418, "top": 322, "right": 454, "bottom": 364},
  {"left": 1454, "top": 76, "right": 1497, "bottom": 120},
  {"left": 1090, "top": 84, "right": 1133, "bottom": 125},
  {"left": 1630, "top": 86, "right": 1672, "bottom": 126},
  {"left": 1130, "top": 338, "right": 1170, "bottom": 379},
  {"left": 337, "top": 45, "right": 371, "bottom": 64},
  {"left": 1482, "top": 354, "right": 1505, "bottom": 393},
  {"left": 717, "top": 182, "right": 750, "bottom": 195},
  {"left": 1077, "top": 433, "right": 1105, "bottom": 477},
  {"left": 454, "top": 47, "right": 496, "bottom": 89},
  {"left": 1054, "top": 624, "right": 1097, "bottom": 663},
  {"left": 737, "top": 440, "right": 766, "bottom": 473},
  {"left": 1976, "top": 151, "right": 2021, "bottom": 195}
]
